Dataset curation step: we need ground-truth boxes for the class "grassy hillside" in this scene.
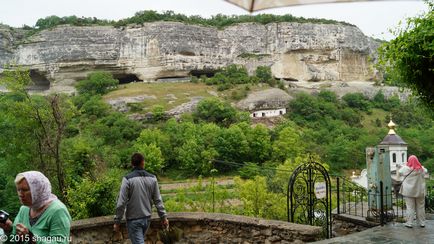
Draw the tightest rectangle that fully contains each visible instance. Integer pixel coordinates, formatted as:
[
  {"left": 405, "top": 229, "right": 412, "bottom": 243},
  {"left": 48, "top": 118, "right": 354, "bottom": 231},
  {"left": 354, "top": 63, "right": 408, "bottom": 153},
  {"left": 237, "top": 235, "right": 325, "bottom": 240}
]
[
  {"left": 361, "top": 108, "right": 389, "bottom": 131},
  {"left": 103, "top": 82, "right": 270, "bottom": 112}
]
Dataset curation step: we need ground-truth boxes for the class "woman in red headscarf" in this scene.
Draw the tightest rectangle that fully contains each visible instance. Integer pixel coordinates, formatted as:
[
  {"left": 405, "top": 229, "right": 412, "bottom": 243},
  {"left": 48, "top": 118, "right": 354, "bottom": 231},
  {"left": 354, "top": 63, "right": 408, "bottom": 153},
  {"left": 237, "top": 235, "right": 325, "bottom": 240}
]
[{"left": 399, "top": 155, "right": 428, "bottom": 228}]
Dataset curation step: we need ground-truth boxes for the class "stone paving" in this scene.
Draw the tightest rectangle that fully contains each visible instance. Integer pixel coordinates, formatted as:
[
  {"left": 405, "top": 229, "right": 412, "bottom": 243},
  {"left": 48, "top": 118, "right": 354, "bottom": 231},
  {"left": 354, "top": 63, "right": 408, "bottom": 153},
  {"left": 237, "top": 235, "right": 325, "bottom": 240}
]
[{"left": 313, "top": 219, "right": 434, "bottom": 244}]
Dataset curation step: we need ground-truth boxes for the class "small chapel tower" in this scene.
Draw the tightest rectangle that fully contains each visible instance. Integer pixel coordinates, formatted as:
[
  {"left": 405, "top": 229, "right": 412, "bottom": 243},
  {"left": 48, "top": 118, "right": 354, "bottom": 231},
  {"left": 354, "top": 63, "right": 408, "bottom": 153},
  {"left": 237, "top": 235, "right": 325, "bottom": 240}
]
[{"left": 379, "top": 119, "right": 408, "bottom": 173}]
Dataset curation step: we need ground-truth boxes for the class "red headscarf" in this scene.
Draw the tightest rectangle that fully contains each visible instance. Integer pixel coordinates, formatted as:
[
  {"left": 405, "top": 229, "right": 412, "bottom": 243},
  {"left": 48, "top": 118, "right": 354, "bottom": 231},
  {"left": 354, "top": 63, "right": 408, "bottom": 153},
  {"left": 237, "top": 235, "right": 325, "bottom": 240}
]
[{"left": 407, "top": 155, "right": 423, "bottom": 170}]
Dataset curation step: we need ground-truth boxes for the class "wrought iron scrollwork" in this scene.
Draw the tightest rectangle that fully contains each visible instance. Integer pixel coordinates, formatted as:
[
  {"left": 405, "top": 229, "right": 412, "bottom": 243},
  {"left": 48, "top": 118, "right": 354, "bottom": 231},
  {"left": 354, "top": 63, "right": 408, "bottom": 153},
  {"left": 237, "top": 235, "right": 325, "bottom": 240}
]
[{"left": 287, "top": 160, "right": 332, "bottom": 238}]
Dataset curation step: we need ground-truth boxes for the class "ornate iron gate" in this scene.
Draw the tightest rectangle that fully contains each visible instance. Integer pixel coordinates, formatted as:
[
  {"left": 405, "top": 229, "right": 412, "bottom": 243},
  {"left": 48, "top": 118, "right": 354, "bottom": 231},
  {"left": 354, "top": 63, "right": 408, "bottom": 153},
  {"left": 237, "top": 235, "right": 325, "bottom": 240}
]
[{"left": 287, "top": 160, "right": 332, "bottom": 238}]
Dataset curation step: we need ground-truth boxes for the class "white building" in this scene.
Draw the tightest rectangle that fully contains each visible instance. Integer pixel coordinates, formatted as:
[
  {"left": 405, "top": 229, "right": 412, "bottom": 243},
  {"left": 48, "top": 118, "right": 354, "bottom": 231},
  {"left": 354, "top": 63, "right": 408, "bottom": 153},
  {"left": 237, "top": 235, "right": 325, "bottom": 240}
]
[
  {"left": 251, "top": 108, "right": 286, "bottom": 118},
  {"left": 352, "top": 119, "right": 407, "bottom": 189},
  {"left": 236, "top": 88, "right": 292, "bottom": 118},
  {"left": 379, "top": 120, "right": 408, "bottom": 173}
]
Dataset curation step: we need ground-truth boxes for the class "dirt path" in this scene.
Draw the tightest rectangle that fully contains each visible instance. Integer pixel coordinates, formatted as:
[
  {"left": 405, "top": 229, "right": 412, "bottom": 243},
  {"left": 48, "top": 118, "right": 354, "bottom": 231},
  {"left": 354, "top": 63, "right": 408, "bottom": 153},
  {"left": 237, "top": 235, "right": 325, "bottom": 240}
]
[{"left": 159, "top": 178, "right": 234, "bottom": 191}]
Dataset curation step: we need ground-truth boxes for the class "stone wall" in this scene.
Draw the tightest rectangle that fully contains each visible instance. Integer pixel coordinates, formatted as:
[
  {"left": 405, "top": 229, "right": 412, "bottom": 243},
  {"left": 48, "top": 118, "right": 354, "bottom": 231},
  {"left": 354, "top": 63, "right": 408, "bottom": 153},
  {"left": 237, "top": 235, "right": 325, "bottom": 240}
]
[
  {"left": 71, "top": 212, "right": 323, "bottom": 243},
  {"left": 332, "top": 214, "right": 379, "bottom": 237}
]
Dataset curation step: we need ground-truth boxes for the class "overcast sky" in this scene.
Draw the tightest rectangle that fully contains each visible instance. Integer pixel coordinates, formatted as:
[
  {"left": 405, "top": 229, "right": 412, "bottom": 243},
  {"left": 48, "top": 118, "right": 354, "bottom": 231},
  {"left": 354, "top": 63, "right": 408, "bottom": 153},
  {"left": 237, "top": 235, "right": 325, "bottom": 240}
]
[{"left": 0, "top": 0, "right": 428, "bottom": 40}]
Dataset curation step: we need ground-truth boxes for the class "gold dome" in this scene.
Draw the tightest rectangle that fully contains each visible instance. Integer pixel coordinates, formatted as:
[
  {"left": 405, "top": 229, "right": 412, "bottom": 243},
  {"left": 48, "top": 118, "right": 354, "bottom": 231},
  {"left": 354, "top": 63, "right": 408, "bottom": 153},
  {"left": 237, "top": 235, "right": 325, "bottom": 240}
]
[{"left": 388, "top": 120, "right": 396, "bottom": 135}]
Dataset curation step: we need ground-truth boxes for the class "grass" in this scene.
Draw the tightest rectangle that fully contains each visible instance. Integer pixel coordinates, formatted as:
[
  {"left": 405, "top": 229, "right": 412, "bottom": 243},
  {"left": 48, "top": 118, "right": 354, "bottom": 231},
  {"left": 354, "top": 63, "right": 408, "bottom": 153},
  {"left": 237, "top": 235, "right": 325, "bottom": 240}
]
[
  {"left": 103, "top": 82, "right": 215, "bottom": 112},
  {"left": 160, "top": 184, "right": 235, "bottom": 195},
  {"left": 361, "top": 108, "right": 389, "bottom": 132},
  {"left": 104, "top": 82, "right": 273, "bottom": 113},
  {"left": 162, "top": 189, "right": 237, "bottom": 202}
]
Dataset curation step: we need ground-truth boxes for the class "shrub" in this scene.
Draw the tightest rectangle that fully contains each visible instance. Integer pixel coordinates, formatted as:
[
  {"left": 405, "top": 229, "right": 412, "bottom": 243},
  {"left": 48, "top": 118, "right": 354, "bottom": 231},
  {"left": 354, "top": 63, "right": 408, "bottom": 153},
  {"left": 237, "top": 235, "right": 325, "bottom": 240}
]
[
  {"left": 67, "top": 169, "right": 123, "bottom": 220},
  {"left": 193, "top": 97, "right": 238, "bottom": 126},
  {"left": 76, "top": 72, "right": 119, "bottom": 95},
  {"left": 238, "top": 162, "right": 260, "bottom": 179},
  {"left": 342, "top": 93, "right": 371, "bottom": 111},
  {"left": 255, "top": 66, "right": 273, "bottom": 83}
]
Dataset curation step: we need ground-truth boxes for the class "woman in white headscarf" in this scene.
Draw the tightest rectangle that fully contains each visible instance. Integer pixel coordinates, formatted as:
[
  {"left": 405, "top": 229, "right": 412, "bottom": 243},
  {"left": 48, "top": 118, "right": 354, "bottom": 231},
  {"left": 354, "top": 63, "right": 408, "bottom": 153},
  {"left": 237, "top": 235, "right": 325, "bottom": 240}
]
[{"left": 0, "top": 171, "right": 71, "bottom": 243}]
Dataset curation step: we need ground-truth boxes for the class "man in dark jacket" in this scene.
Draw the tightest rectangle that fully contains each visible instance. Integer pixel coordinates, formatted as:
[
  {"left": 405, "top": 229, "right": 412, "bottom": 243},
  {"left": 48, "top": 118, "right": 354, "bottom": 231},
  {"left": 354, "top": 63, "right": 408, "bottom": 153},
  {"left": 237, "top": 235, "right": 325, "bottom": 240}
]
[{"left": 113, "top": 153, "right": 169, "bottom": 243}]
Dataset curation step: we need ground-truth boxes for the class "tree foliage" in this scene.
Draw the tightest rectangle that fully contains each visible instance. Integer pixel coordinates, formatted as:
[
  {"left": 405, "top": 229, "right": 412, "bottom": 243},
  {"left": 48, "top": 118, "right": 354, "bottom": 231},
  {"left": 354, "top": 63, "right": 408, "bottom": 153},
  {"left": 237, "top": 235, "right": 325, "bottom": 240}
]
[
  {"left": 198, "top": 65, "right": 285, "bottom": 91},
  {"left": 342, "top": 93, "right": 371, "bottom": 112},
  {"left": 76, "top": 71, "right": 119, "bottom": 96},
  {"left": 193, "top": 97, "right": 238, "bottom": 126},
  {"left": 0, "top": 69, "right": 75, "bottom": 201},
  {"left": 135, "top": 143, "right": 165, "bottom": 174},
  {"left": 1, "top": 67, "right": 433, "bottom": 221},
  {"left": 35, "top": 15, "right": 114, "bottom": 30},
  {"left": 272, "top": 125, "right": 304, "bottom": 162},
  {"left": 67, "top": 169, "right": 123, "bottom": 219},
  {"left": 378, "top": 1, "right": 434, "bottom": 109},
  {"left": 255, "top": 66, "right": 274, "bottom": 85},
  {"left": 26, "top": 11, "right": 352, "bottom": 34}
]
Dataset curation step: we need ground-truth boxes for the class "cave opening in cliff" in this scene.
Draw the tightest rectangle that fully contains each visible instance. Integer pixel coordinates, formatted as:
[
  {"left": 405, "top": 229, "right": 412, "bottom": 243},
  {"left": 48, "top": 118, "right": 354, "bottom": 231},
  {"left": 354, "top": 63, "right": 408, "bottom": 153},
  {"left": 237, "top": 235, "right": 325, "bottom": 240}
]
[
  {"left": 156, "top": 76, "right": 192, "bottom": 83},
  {"left": 29, "top": 70, "right": 50, "bottom": 91},
  {"left": 113, "top": 74, "right": 143, "bottom": 84},
  {"left": 281, "top": 77, "right": 298, "bottom": 82},
  {"left": 189, "top": 70, "right": 216, "bottom": 78}
]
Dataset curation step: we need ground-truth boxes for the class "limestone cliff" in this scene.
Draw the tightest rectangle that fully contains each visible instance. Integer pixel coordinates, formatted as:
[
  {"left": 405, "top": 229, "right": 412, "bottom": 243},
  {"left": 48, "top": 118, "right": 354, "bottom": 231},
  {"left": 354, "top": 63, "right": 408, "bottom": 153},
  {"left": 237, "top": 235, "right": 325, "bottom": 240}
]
[
  {"left": 0, "top": 21, "right": 380, "bottom": 91},
  {"left": 237, "top": 88, "right": 292, "bottom": 111}
]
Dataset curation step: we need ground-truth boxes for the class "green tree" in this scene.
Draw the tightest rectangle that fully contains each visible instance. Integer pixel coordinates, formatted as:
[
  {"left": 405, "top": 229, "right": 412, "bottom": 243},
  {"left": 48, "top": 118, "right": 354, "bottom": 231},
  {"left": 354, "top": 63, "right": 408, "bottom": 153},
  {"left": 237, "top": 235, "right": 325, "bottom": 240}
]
[
  {"left": 0, "top": 175, "right": 22, "bottom": 217},
  {"left": 135, "top": 129, "right": 171, "bottom": 157},
  {"left": 135, "top": 143, "right": 165, "bottom": 173},
  {"left": 288, "top": 92, "right": 338, "bottom": 124},
  {"left": 378, "top": 1, "right": 434, "bottom": 109},
  {"left": 271, "top": 154, "right": 328, "bottom": 194},
  {"left": 342, "top": 93, "right": 371, "bottom": 112},
  {"left": 193, "top": 97, "right": 238, "bottom": 126},
  {"left": 75, "top": 71, "right": 119, "bottom": 95},
  {"left": 215, "top": 124, "right": 249, "bottom": 169},
  {"left": 177, "top": 139, "right": 216, "bottom": 175},
  {"left": 35, "top": 15, "right": 62, "bottom": 29},
  {"left": 255, "top": 66, "right": 273, "bottom": 83},
  {"left": 67, "top": 169, "right": 123, "bottom": 219},
  {"left": 0, "top": 68, "right": 75, "bottom": 201},
  {"left": 235, "top": 176, "right": 271, "bottom": 217},
  {"left": 272, "top": 125, "right": 304, "bottom": 162},
  {"left": 85, "top": 112, "right": 142, "bottom": 146},
  {"left": 79, "top": 95, "right": 111, "bottom": 117},
  {"left": 62, "top": 136, "right": 97, "bottom": 185},
  {"left": 373, "top": 90, "right": 386, "bottom": 106},
  {"left": 244, "top": 123, "right": 272, "bottom": 163},
  {"left": 151, "top": 105, "right": 166, "bottom": 121},
  {"left": 324, "top": 136, "right": 354, "bottom": 172},
  {"left": 318, "top": 90, "right": 338, "bottom": 103},
  {"left": 198, "top": 123, "right": 221, "bottom": 148},
  {"left": 389, "top": 101, "right": 432, "bottom": 129},
  {"left": 238, "top": 162, "right": 261, "bottom": 179},
  {"left": 234, "top": 175, "right": 287, "bottom": 220}
]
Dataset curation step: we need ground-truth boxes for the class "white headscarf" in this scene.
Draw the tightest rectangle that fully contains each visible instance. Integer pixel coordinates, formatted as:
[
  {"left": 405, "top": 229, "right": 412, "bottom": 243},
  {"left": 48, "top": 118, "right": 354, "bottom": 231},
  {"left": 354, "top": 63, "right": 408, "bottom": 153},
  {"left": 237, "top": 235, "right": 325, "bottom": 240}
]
[{"left": 15, "top": 171, "right": 58, "bottom": 210}]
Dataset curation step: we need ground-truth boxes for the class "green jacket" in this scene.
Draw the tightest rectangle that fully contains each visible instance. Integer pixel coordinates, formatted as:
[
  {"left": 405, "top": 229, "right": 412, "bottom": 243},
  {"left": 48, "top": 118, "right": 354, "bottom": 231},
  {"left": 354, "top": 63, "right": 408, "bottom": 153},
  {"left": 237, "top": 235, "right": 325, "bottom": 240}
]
[{"left": 7, "top": 200, "right": 71, "bottom": 244}]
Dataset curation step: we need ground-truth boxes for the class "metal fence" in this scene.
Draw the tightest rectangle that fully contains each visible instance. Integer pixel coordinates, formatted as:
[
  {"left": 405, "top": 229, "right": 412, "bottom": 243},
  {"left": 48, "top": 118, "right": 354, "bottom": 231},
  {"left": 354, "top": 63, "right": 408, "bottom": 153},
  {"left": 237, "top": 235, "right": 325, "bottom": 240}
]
[
  {"left": 335, "top": 177, "right": 369, "bottom": 218},
  {"left": 335, "top": 177, "right": 433, "bottom": 225}
]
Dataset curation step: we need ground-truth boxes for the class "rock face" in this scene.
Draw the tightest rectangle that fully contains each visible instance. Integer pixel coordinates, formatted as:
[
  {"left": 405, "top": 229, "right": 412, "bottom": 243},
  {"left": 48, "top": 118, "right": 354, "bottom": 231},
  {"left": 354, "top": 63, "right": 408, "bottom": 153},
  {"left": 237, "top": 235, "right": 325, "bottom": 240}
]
[
  {"left": 106, "top": 94, "right": 157, "bottom": 112},
  {"left": 0, "top": 28, "right": 14, "bottom": 66},
  {"left": 287, "top": 81, "right": 411, "bottom": 101},
  {"left": 237, "top": 88, "right": 292, "bottom": 111},
  {"left": 167, "top": 96, "right": 204, "bottom": 117},
  {"left": 0, "top": 22, "right": 380, "bottom": 91}
]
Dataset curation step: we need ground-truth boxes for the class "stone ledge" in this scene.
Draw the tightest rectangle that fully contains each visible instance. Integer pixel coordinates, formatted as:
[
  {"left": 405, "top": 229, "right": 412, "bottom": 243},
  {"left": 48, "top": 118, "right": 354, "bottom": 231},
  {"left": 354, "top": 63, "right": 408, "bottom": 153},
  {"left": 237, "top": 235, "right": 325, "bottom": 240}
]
[
  {"left": 71, "top": 215, "right": 115, "bottom": 230},
  {"left": 72, "top": 212, "right": 321, "bottom": 232},
  {"left": 71, "top": 212, "right": 323, "bottom": 243},
  {"left": 333, "top": 213, "right": 380, "bottom": 228}
]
